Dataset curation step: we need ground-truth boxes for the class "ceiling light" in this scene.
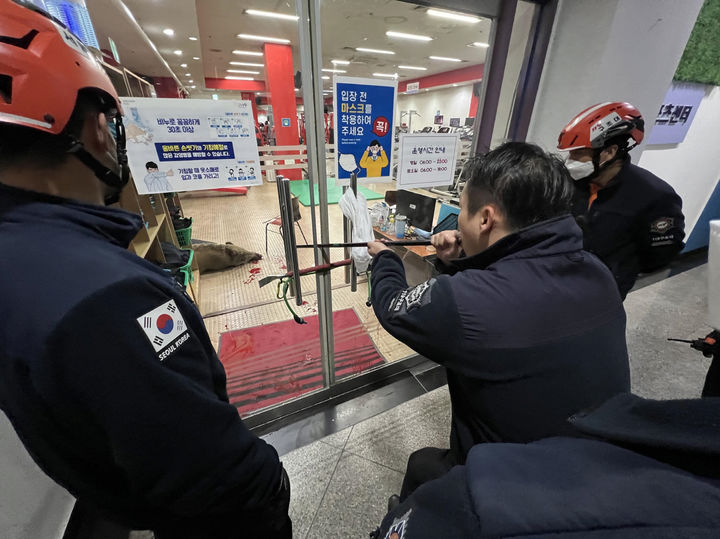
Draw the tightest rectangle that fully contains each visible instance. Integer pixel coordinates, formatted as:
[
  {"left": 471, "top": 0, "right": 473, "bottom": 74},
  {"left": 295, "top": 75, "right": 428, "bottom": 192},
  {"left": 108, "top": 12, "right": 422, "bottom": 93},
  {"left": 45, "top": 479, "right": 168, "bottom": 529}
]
[
  {"left": 192, "top": 56, "right": 200, "bottom": 60},
  {"left": 237, "top": 34, "right": 290, "bottom": 44},
  {"left": 189, "top": 36, "right": 198, "bottom": 41},
  {"left": 180, "top": 63, "right": 188, "bottom": 68},
  {"left": 322, "top": 68, "right": 346, "bottom": 73},
  {"left": 429, "top": 55, "right": 461, "bottom": 62},
  {"left": 163, "top": 28, "right": 174, "bottom": 36},
  {"left": 190, "top": 85, "right": 196, "bottom": 88},
  {"left": 373, "top": 72, "right": 398, "bottom": 78},
  {"left": 386, "top": 31, "right": 432, "bottom": 42},
  {"left": 225, "top": 76, "right": 255, "bottom": 80},
  {"left": 228, "top": 69, "right": 260, "bottom": 74},
  {"left": 332, "top": 59, "right": 350, "bottom": 65},
  {"left": 233, "top": 50, "right": 263, "bottom": 56},
  {"left": 427, "top": 8, "right": 480, "bottom": 23},
  {"left": 399, "top": 65, "right": 427, "bottom": 71},
  {"left": 188, "top": 79, "right": 194, "bottom": 83},
  {"left": 356, "top": 47, "right": 395, "bottom": 55},
  {"left": 173, "top": 50, "right": 182, "bottom": 55},
  {"left": 245, "top": 9, "right": 298, "bottom": 21},
  {"left": 185, "top": 73, "right": 191, "bottom": 76},
  {"left": 321, "top": 76, "right": 330, "bottom": 80},
  {"left": 230, "top": 61, "right": 264, "bottom": 67},
  {"left": 472, "top": 42, "right": 490, "bottom": 48}
]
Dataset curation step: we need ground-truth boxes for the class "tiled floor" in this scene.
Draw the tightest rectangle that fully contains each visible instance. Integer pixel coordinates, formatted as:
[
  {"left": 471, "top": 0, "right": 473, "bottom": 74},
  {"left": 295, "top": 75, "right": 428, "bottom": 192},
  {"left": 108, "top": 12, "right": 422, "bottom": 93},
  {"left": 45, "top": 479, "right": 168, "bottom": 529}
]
[
  {"left": 280, "top": 386, "right": 450, "bottom": 539},
  {"left": 266, "top": 262, "right": 713, "bottom": 538}
]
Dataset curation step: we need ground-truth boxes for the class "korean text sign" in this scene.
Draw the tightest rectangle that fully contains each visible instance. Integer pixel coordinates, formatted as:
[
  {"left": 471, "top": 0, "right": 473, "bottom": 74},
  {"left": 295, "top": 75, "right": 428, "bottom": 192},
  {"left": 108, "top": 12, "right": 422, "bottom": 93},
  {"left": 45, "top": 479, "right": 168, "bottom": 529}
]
[
  {"left": 647, "top": 82, "right": 704, "bottom": 145},
  {"left": 396, "top": 133, "right": 459, "bottom": 190},
  {"left": 333, "top": 76, "right": 397, "bottom": 183},
  {"left": 121, "top": 97, "right": 262, "bottom": 194}
]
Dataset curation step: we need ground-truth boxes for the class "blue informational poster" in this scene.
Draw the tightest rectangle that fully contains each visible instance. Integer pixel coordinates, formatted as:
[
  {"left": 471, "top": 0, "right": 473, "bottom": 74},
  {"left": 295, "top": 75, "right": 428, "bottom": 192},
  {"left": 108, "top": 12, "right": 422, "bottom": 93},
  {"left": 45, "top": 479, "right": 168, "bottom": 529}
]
[
  {"left": 333, "top": 76, "right": 397, "bottom": 183},
  {"left": 122, "top": 97, "right": 262, "bottom": 194}
]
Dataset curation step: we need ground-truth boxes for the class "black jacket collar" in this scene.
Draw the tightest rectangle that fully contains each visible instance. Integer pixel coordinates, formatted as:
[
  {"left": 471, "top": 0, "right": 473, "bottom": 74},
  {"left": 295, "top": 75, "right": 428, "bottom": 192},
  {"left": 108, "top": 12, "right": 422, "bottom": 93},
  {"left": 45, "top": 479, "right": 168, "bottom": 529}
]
[
  {"left": 451, "top": 215, "right": 584, "bottom": 271},
  {"left": 574, "top": 156, "right": 633, "bottom": 194},
  {"left": 0, "top": 182, "right": 142, "bottom": 248}
]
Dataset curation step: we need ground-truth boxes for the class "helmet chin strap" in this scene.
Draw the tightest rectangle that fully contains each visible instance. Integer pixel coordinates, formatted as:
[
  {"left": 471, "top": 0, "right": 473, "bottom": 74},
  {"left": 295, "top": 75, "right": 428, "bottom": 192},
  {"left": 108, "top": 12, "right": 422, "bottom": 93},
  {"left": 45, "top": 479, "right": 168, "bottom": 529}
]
[
  {"left": 65, "top": 115, "right": 130, "bottom": 205},
  {"left": 589, "top": 148, "right": 623, "bottom": 182}
]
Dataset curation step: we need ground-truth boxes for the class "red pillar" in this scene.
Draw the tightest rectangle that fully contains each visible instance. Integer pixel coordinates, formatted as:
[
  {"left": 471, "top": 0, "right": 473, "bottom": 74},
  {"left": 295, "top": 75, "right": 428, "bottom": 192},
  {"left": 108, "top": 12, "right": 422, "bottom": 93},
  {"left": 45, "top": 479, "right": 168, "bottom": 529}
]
[
  {"left": 241, "top": 91, "right": 260, "bottom": 127},
  {"left": 469, "top": 92, "right": 479, "bottom": 119},
  {"left": 263, "top": 43, "right": 301, "bottom": 179}
]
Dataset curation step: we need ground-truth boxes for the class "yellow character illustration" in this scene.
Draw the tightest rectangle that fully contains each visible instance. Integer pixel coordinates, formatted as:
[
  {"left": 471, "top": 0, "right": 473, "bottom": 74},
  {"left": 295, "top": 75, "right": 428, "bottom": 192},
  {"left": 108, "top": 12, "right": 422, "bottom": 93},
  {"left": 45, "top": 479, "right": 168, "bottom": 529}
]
[{"left": 359, "top": 139, "right": 389, "bottom": 177}]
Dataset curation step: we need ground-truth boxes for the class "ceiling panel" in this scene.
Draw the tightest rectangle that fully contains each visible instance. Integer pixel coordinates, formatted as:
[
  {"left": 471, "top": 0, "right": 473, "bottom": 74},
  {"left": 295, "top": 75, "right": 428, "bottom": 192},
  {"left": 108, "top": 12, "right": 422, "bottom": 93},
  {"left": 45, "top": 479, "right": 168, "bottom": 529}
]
[
  {"left": 196, "top": 1, "right": 490, "bottom": 88},
  {"left": 88, "top": 0, "right": 494, "bottom": 97}
]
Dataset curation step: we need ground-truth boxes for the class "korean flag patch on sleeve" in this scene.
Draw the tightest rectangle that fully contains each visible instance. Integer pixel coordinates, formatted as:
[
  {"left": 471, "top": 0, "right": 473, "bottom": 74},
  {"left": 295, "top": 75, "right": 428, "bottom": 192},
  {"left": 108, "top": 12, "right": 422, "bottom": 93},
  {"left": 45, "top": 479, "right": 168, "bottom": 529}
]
[{"left": 137, "top": 299, "right": 188, "bottom": 353}]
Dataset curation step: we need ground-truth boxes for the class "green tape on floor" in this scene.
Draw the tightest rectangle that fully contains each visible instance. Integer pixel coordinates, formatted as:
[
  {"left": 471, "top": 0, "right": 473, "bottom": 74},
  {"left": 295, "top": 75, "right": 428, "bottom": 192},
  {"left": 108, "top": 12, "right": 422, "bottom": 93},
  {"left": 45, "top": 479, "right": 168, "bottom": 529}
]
[{"left": 289, "top": 178, "right": 384, "bottom": 206}]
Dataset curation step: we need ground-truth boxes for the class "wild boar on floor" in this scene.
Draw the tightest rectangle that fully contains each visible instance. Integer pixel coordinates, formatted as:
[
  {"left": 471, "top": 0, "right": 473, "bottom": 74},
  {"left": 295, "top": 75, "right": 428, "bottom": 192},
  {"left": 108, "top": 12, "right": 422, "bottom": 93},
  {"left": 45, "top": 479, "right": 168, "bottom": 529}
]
[{"left": 193, "top": 242, "right": 262, "bottom": 272}]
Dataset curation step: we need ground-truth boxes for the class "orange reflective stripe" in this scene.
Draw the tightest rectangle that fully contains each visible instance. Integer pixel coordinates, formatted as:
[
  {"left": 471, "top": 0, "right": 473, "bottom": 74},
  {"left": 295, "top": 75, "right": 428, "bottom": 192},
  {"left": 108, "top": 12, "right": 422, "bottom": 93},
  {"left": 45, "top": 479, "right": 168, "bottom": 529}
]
[{"left": 588, "top": 183, "right": 600, "bottom": 210}]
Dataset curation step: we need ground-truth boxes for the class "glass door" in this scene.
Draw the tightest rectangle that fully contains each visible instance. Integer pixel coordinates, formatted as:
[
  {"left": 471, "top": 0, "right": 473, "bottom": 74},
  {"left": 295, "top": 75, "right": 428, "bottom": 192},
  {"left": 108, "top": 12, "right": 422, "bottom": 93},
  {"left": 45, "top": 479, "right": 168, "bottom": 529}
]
[{"left": 313, "top": 0, "right": 507, "bottom": 385}]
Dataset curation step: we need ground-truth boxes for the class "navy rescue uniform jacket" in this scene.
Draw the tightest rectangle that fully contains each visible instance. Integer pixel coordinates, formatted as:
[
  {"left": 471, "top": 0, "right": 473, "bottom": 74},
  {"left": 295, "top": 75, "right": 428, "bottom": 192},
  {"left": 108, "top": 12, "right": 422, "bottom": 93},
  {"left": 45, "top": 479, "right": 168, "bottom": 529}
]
[
  {"left": 0, "top": 184, "right": 283, "bottom": 532},
  {"left": 572, "top": 159, "right": 685, "bottom": 299},
  {"left": 370, "top": 215, "right": 630, "bottom": 462},
  {"left": 376, "top": 394, "right": 720, "bottom": 538}
]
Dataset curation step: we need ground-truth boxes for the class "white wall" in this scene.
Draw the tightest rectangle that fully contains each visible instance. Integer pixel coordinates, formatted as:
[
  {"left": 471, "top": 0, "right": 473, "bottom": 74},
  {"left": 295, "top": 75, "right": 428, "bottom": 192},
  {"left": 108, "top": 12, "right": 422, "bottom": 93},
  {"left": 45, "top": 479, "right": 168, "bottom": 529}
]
[
  {"left": 397, "top": 85, "right": 473, "bottom": 130},
  {"left": 0, "top": 411, "right": 75, "bottom": 539},
  {"left": 639, "top": 85, "right": 720, "bottom": 234},
  {"left": 527, "top": 0, "right": 703, "bottom": 155}
]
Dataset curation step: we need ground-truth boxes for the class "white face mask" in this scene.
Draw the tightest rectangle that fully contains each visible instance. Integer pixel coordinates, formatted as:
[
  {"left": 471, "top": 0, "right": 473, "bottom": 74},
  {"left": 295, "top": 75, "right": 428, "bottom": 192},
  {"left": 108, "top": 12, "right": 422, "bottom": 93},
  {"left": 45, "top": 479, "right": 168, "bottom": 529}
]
[
  {"left": 339, "top": 153, "right": 358, "bottom": 172},
  {"left": 565, "top": 158, "right": 596, "bottom": 181}
]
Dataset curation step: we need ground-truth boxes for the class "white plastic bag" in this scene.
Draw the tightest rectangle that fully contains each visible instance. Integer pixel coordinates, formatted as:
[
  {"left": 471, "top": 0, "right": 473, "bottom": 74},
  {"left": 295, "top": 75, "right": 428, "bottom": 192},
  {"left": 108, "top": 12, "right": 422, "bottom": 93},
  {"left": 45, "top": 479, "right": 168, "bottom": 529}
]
[{"left": 339, "top": 188, "right": 374, "bottom": 273}]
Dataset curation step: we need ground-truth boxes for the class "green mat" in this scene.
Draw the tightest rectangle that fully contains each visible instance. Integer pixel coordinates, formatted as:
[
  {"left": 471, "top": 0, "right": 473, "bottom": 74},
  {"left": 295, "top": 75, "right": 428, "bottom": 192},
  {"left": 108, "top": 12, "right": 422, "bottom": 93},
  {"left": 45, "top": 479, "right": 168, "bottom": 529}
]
[{"left": 289, "top": 178, "right": 384, "bottom": 206}]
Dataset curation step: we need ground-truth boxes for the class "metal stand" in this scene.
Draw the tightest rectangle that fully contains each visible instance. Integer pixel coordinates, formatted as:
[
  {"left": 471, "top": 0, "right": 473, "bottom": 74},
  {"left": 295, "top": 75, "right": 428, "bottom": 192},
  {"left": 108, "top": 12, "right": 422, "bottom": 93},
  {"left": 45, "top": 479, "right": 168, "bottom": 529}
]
[
  {"left": 276, "top": 177, "right": 302, "bottom": 306},
  {"left": 343, "top": 172, "right": 358, "bottom": 291}
]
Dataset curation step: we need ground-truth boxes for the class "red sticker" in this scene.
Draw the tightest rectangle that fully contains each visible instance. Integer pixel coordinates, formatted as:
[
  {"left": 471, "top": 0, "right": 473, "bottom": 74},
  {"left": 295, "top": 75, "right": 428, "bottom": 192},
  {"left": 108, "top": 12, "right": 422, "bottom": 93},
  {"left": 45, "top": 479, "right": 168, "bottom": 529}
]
[{"left": 372, "top": 116, "right": 390, "bottom": 137}]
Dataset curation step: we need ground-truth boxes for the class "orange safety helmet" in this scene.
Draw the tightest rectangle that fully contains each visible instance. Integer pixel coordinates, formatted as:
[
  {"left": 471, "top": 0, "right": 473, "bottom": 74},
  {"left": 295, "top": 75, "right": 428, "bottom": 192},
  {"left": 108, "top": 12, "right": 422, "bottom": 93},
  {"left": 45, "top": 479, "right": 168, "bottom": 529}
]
[
  {"left": 557, "top": 102, "right": 645, "bottom": 152},
  {"left": 0, "top": 0, "right": 121, "bottom": 134},
  {"left": 0, "top": 0, "right": 129, "bottom": 202}
]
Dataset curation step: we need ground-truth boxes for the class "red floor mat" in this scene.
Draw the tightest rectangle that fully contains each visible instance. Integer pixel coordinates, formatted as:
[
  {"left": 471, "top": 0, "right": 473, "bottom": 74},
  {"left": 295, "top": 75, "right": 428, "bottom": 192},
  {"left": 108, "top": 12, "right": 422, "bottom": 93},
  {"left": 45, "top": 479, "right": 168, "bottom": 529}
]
[{"left": 218, "top": 309, "right": 385, "bottom": 416}]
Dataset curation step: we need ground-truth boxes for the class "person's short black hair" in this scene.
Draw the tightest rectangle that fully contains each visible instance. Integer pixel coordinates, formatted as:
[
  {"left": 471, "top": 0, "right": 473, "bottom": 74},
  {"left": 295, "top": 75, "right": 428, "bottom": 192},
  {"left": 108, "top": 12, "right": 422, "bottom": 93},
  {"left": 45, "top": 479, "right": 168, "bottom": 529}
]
[
  {"left": 146, "top": 161, "right": 158, "bottom": 170},
  {"left": 604, "top": 134, "right": 632, "bottom": 154},
  {"left": 369, "top": 139, "right": 380, "bottom": 147},
  {"left": 0, "top": 90, "right": 112, "bottom": 171},
  {"left": 462, "top": 142, "right": 573, "bottom": 230}
]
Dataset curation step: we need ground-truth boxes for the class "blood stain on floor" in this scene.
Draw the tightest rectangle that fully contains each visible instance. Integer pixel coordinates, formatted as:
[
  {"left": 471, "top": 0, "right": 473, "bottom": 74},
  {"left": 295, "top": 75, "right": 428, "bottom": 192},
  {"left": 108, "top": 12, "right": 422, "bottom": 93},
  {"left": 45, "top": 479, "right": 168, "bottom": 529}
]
[{"left": 243, "top": 267, "right": 262, "bottom": 285}]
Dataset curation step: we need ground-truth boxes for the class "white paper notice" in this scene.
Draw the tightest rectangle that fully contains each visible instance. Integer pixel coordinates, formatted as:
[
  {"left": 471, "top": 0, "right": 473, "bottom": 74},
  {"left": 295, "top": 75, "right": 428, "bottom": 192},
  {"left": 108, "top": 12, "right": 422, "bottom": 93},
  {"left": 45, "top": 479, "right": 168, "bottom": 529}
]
[
  {"left": 121, "top": 97, "right": 262, "bottom": 194},
  {"left": 396, "top": 133, "right": 459, "bottom": 190}
]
